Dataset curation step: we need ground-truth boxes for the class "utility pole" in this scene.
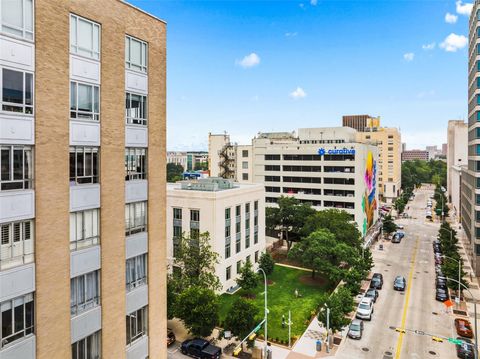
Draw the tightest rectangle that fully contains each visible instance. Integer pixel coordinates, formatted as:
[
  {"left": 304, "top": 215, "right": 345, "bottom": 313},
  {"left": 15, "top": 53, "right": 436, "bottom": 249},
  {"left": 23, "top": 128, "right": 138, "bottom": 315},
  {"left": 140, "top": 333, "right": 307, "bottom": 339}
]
[
  {"left": 326, "top": 306, "right": 330, "bottom": 353},
  {"left": 288, "top": 310, "right": 292, "bottom": 348}
]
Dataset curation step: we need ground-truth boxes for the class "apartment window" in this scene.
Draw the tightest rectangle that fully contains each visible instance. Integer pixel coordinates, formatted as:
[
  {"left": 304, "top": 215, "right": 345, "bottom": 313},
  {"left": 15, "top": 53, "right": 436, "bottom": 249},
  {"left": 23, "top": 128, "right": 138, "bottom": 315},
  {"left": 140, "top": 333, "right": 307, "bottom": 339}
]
[
  {"left": 0, "top": 145, "right": 33, "bottom": 190},
  {"left": 69, "top": 147, "right": 99, "bottom": 184},
  {"left": 126, "top": 92, "right": 147, "bottom": 125},
  {"left": 126, "top": 254, "right": 147, "bottom": 291},
  {"left": 70, "top": 81, "right": 99, "bottom": 121},
  {"left": 254, "top": 201, "right": 258, "bottom": 211},
  {"left": 70, "top": 209, "right": 99, "bottom": 251},
  {"left": 265, "top": 154, "right": 280, "bottom": 160},
  {"left": 236, "top": 234, "right": 241, "bottom": 253},
  {"left": 125, "top": 201, "right": 147, "bottom": 236},
  {"left": 242, "top": 173, "right": 248, "bottom": 181},
  {"left": 242, "top": 161, "right": 248, "bottom": 169},
  {"left": 125, "top": 148, "right": 147, "bottom": 180},
  {"left": 1, "top": 68, "right": 33, "bottom": 114},
  {"left": 246, "top": 203, "right": 250, "bottom": 215},
  {"left": 71, "top": 331, "right": 101, "bottom": 359},
  {"left": 225, "top": 225, "right": 231, "bottom": 238},
  {"left": 125, "top": 35, "right": 148, "bottom": 73},
  {"left": 225, "top": 207, "right": 231, "bottom": 220},
  {"left": 0, "top": 0, "right": 33, "bottom": 40},
  {"left": 246, "top": 255, "right": 251, "bottom": 263},
  {"left": 255, "top": 251, "right": 259, "bottom": 263},
  {"left": 242, "top": 150, "right": 249, "bottom": 157},
  {"left": 254, "top": 230, "right": 258, "bottom": 244},
  {"left": 236, "top": 260, "right": 242, "bottom": 274},
  {"left": 190, "top": 209, "right": 200, "bottom": 239},
  {"left": 70, "top": 270, "right": 100, "bottom": 316},
  {"left": 245, "top": 233, "right": 250, "bottom": 249},
  {"left": 225, "top": 241, "right": 231, "bottom": 259},
  {"left": 226, "top": 266, "right": 231, "bottom": 281},
  {"left": 0, "top": 293, "right": 34, "bottom": 348},
  {"left": 126, "top": 306, "right": 148, "bottom": 346},
  {"left": 174, "top": 208, "right": 182, "bottom": 220},
  {"left": 0, "top": 220, "right": 33, "bottom": 270},
  {"left": 190, "top": 209, "right": 200, "bottom": 222},
  {"left": 236, "top": 205, "right": 241, "bottom": 217},
  {"left": 70, "top": 14, "right": 100, "bottom": 59}
]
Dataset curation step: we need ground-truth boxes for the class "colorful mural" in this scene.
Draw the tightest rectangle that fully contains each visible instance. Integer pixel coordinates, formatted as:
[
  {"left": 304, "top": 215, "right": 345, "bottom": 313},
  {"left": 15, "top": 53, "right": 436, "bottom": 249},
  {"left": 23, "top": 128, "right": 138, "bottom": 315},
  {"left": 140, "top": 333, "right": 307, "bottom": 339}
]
[{"left": 362, "top": 151, "right": 377, "bottom": 235}]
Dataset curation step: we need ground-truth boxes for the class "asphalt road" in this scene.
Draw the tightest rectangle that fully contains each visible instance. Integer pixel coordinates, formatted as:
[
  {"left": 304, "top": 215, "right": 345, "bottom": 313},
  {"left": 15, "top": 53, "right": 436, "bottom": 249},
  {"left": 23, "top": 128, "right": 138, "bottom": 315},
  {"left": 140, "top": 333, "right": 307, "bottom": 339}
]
[{"left": 337, "top": 187, "right": 458, "bottom": 359}]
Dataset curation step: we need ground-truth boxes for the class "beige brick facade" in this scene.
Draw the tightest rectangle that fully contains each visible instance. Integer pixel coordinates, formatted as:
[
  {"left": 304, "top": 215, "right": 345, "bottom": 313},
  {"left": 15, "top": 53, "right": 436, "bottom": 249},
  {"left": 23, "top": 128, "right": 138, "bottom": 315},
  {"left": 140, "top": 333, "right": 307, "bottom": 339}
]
[{"left": 34, "top": 1, "right": 166, "bottom": 358}]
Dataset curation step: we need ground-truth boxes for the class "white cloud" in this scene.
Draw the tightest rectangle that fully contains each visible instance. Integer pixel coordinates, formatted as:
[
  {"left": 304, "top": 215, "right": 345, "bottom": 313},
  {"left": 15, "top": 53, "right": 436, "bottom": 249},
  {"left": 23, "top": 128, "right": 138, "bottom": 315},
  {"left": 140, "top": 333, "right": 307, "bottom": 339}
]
[
  {"left": 235, "top": 53, "right": 260, "bottom": 68},
  {"left": 285, "top": 32, "right": 298, "bottom": 38},
  {"left": 310, "top": 0, "right": 318, "bottom": 5},
  {"left": 289, "top": 87, "right": 307, "bottom": 99},
  {"left": 445, "top": 12, "right": 458, "bottom": 24},
  {"left": 439, "top": 33, "right": 468, "bottom": 52},
  {"left": 403, "top": 52, "right": 414, "bottom": 61},
  {"left": 299, "top": 3, "right": 305, "bottom": 9},
  {"left": 456, "top": 1, "right": 473, "bottom": 16},
  {"left": 422, "top": 42, "right": 436, "bottom": 50}
]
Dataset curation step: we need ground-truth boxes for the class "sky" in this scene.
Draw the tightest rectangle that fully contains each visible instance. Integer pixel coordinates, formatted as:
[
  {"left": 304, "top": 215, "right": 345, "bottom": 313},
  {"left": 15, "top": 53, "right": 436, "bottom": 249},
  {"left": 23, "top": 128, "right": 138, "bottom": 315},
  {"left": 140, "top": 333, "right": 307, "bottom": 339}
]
[{"left": 130, "top": 0, "right": 472, "bottom": 151}]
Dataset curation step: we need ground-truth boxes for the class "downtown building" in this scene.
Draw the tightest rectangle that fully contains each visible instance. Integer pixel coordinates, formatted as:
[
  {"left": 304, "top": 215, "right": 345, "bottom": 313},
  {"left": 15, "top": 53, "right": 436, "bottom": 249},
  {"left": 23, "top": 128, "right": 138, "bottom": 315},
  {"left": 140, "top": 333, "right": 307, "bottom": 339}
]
[
  {"left": 462, "top": 1, "right": 480, "bottom": 276},
  {"left": 166, "top": 178, "right": 266, "bottom": 293},
  {"left": 447, "top": 120, "right": 467, "bottom": 219},
  {"left": 401, "top": 149, "right": 430, "bottom": 161},
  {"left": 0, "top": 1, "right": 167, "bottom": 359},
  {"left": 252, "top": 127, "right": 379, "bottom": 236}
]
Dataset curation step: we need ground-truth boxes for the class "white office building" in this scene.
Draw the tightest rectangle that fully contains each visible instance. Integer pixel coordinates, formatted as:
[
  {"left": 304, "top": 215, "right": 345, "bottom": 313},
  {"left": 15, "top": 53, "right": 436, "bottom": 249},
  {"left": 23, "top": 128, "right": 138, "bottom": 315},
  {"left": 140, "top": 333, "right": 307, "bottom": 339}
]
[
  {"left": 252, "top": 127, "right": 379, "bottom": 236},
  {"left": 447, "top": 120, "right": 468, "bottom": 217},
  {"left": 166, "top": 178, "right": 266, "bottom": 293}
]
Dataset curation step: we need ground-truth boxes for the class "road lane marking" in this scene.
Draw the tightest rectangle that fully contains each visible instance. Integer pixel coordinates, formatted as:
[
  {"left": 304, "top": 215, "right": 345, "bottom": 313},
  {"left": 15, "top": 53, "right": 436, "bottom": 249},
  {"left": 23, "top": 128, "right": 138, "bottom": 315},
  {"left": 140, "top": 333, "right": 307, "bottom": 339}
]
[{"left": 394, "top": 237, "right": 419, "bottom": 359}]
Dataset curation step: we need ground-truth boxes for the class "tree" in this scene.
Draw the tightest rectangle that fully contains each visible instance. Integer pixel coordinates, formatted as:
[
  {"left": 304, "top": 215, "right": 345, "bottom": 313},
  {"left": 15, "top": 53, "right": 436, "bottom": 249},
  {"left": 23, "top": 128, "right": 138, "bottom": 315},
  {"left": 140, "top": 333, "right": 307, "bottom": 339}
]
[
  {"left": 194, "top": 161, "right": 209, "bottom": 171},
  {"left": 236, "top": 260, "right": 259, "bottom": 292},
  {"left": 394, "top": 197, "right": 406, "bottom": 215},
  {"left": 167, "top": 163, "right": 184, "bottom": 182},
  {"left": 224, "top": 298, "right": 259, "bottom": 340},
  {"left": 258, "top": 252, "right": 275, "bottom": 276},
  {"left": 175, "top": 286, "right": 219, "bottom": 337},
  {"left": 382, "top": 215, "right": 397, "bottom": 237},
  {"left": 172, "top": 232, "right": 221, "bottom": 292},
  {"left": 318, "top": 287, "right": 355, "bottom": 333},
  {"left": 167, "top": 276, "right": 178, "bottom": 320}
]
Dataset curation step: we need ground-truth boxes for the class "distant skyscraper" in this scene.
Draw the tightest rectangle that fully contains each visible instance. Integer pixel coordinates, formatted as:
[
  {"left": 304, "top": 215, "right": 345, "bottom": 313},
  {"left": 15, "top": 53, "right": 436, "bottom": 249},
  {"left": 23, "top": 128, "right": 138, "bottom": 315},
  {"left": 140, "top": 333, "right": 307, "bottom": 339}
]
[
  {"left": 442, "top": 143, "right": 448, "bottom": 156},
  {"left": 402, "top": 143, "right": 407, "bottom": 152},
  {"left": 447, "top": 120, "right": 467, "bottom": 216},
  {"left": 342, "top": 114, "right": 380, "bottom": 132}
]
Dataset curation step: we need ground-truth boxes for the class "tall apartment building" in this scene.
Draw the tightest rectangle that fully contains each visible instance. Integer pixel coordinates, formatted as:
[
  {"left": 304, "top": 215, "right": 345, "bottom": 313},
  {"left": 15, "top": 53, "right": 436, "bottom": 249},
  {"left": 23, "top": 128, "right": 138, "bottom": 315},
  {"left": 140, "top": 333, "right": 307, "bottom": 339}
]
[
  {"left": 252, "top": 127, "right": 379, "bottom": 236},
  {"left": 401, "top": 150, "right": 430, "bottom": 161},
  {"left": 462, "top": 2, "right": 480, "bottom": 276},
  {"left": 166, "top": 178, "right": 266, "bottom": 293},
  {"left": 355, "top": 126, "right": 402, "bottom": 203},
  {"left": 447, "top": 120, "right": 468, "bottom": 216},
  {"left": 342, "top": 114, "right": 380, "bottom": 132},
  {"left": 0, "top": 1, "right": 167, "bottom": 359},
  {"left": 208, "top": 133, "right": 253, "bottom": 182}
]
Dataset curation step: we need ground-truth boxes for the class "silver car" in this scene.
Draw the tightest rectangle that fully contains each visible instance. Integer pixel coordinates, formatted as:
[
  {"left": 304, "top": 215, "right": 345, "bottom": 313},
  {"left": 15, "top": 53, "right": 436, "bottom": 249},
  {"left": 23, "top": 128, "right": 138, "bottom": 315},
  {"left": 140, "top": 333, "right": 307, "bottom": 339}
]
[{"left": 348, "top": 319, "right": 364, "bottom": 339}]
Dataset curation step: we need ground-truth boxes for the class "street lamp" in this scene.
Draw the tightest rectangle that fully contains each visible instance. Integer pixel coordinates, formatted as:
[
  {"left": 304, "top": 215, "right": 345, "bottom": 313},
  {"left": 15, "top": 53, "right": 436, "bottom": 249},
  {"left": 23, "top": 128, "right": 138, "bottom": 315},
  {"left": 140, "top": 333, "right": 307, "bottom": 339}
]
[
  {"left": 446, "top": 277, "right": 478, "bottom": 359},
  {"left": 321, "top": 304, "right": 331, "bottom": 353},
  {"left": 257, "top": 268, "right": 268, "bottom": 358},
  {"left": 438, "top": 228, "right": 461, "bottom": 304}
]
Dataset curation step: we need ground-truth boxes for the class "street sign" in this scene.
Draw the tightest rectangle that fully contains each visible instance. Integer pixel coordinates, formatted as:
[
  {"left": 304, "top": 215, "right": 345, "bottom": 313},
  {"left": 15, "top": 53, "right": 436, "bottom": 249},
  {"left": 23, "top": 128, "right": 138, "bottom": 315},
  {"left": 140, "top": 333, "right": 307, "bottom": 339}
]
[
  {"left": 253, "top": 323, "right": 263, "bottom": 332},
  {"left": 448, "top": 338, "right": 463, "bottom": 345},
  {"left": 395, "top": 328, "right": 406, "bottom": 333},
  {"left": 432, "top": 336, "right": 444, "bottom": 343},
  {"left": 443, "top": 299, "right": 454, "bottom": 308}
]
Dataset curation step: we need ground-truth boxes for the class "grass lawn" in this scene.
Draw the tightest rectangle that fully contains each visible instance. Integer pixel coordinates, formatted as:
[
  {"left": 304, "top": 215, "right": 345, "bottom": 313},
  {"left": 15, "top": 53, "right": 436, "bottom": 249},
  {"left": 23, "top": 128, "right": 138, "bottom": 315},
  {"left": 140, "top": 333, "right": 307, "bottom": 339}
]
[{"left": 218, "top": 265, "right": 331, "bottom": 343}]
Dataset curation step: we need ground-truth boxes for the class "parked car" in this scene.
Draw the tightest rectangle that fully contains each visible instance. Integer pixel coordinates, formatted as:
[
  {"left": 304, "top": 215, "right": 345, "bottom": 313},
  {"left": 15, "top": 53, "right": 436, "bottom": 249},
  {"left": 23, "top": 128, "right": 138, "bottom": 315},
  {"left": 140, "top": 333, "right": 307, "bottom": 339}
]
[
  {"left": 181, "top": 338, "right": 222, "bottom": 359},
  {"left": 356, "top": 297, "right": 374, "bottom": 321},
  {"left": 167, "top": 328, "right": 176, "bottom": 346},
  {"left": 372, "top": 272, "right": 383, "bottom": 281},
  {"left": 392, "top": 235, "right": 402, "bottom": 244},
  {"left": 455, "top": 318, "right": 474, "bottom": 338},
  {"left": 396, "top": 225, "right": 405, "bottom": 230},
  {"left": 433, "top": 246, "right": 442, "bottom": 254},
  {"left": 370, "top": 277, "right": 383, "bottom": 290},
  {"left": 396, "top": 231, "right": 405, "bottom": 239},
  {"left": 393, "top": 276, "right": 406, "bottom": 291},
  {"left": 456, "top": 337, "right": 474, "bottom": 359},
  {"left": 348, "top": 319, "right": 364, "bottom": 339},
  {"left": 365, "top": 288, "right": 379, "bottom": 303},
  {"left": 436, "top": 288, "right": 449, "bottom": 302}
]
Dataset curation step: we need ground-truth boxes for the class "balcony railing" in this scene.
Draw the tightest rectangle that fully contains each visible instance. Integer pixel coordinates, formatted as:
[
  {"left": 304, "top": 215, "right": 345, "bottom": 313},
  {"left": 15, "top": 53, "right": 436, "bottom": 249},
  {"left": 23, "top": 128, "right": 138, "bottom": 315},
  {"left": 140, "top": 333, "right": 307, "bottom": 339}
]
[{"left": 0, "top": 240, "right": 34, "bottom": 270}]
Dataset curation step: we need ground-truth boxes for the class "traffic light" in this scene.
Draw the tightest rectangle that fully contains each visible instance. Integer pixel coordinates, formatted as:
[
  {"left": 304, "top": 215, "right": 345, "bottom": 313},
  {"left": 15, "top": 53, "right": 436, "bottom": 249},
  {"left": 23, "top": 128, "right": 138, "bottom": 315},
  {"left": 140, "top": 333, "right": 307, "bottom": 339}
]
[
  {"left": 249, "top": 333, "right": 257, "bottom": 341},
  {"left": 233, "top": 347, "right": 242, "bottom": 357}
]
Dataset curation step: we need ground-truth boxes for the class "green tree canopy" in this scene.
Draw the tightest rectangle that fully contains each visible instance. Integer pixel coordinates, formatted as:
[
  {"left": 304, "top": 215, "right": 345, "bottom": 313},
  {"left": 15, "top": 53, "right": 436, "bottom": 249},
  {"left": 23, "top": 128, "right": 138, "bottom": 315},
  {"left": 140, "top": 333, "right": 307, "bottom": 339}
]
[
  {"left": 401, "top": 160, "right": 446, "bottom": 190},
  {"left": 236, "top": 260, "right": 259, "bottom": 292},
  {"left": 224, "top": 298, "right": 259, "bottom": 340},
  {"left": 167, "top": 162, "right": 184, "bottom": 182},
  {"left": 175, "top": 286, "right": 219, "bottom": 337},
  {"left": 258, "top": 252, "right": 275, "bottom": 276},
  {"left": 317, "top": 286, "right": 355, "bottom": 333},
  {"left": 382, "top": 215, "right": 397, "bottom": 236}
]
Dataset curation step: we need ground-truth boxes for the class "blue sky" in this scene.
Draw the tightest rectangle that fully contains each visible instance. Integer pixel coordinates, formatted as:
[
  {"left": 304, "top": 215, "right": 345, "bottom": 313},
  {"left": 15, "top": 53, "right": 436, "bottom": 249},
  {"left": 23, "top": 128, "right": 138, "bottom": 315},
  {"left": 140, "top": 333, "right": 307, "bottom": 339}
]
[{"left": 130, "top": 0, "right": 472, "bottom": 151}]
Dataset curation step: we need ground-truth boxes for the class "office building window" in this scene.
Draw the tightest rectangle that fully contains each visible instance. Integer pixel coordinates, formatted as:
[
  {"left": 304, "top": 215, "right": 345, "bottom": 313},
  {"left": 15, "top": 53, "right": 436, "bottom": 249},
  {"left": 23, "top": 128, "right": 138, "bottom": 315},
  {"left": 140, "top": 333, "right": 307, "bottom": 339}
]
[
  {"left": 190, "top": 209, "right": 200, "bottom": 222},
  {"left": 126, "top": 254, "right": 147, "bottom": 291},
  {"left": 125, "top": 148, "right": 147, "bottom": 180},
  {"left": 1, "top": 68, "right": 33, "bottom": 114},
  {"left": 70, "top": 81, "right": 100, "bottom": 121},
  {"left": 254, "top": 231, "right": 258, "bottom": 245},
  {"left": 242, "top": 173, "right": 248, "bottom": 181},
  {"left": 265, "top": 165, "right": 280, "bottom": 171},
  {"left": 70, "top": 270, "right": 100, "bottom": 316},
  {"left": 255, "top": 251, "right": 259, "bottom": 263},
  {"left": 125, "top": 201, "right": 147, "bottom": 236},
  {"left": 190, "top": 209, "right": 200, "bottom": 239},
  {"left": 242, "top": 150, "right": 249, "bottom": 157},
  {"left": 265, "top": 175, "right": 280, "bottom": 182},
  {"left": 126, "top": 306, "right": 148, "bottom": 346},
  {"left": 174, "top": 208, "right": 182, "bottom": 220},
  {"left": 236, "top": 260, "right": 242, "bottom": 274},
  {"left": 0, "top": 145, "right": 33, "bottom": 190},
  {"left": 70, "top": 14, "right": 100, "bottom": 60},
  {"left": 0, "top": 293, "right": 34, "bottom": 348},
  {"left": 0, "top": 219, "right": 33, "bottom": 270},
  {"left": 225, "top": 207, "right": 231, "bottom": 220},
  {"left": 245, "top": 233, "right": 250, "bottom": 249},
  {"left": 70, "top": 209, "right": 99, "bottom": 251},
  {"left": 236, "top": 234, "right": 241, "bottom": 253},
  {"left": 242, "top": 161, "right": 248, "bottom": 169},
  {"left": 71, "top": 331, "right": 101, "bottom": 359},
  {"left": 125, "top": 35, "right": 148, "bottom": 73},
  {"left": 265, "top": 154, "right": 280, "bottom": 160},
  {"left": 69, "top": 147, "right": 99, "bottom": 184},
  {"left": 225, "top": 241, "right": 231, "bottom": 259},
  {"left": 126, "top": 92, "right": 147, "bottom": 125},
  {"left": 246, "top": 255, "right": 251, "bottom": 263},
  {"left": 236, "top": 205, "right": 241, "bottom": 217},
  {"left": 254, "top": 201, "right": 258, "bottom": 211},
  {"left": 226, "top": 266, "right": 231, "bottom": 281},
  {"left": 225, "top": 225, "right": 231, "bottom": 238},
  {"left": 1, "top": 0, "right": 33, "bottom": 40}
]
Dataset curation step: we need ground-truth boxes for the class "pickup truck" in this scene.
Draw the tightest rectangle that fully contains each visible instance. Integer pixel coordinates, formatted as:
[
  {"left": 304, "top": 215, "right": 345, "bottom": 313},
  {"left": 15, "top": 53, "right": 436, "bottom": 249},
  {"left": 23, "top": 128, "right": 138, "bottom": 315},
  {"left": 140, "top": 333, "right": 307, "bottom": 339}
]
[{"left": 181, "top": 338, "right": 221, "bottom": 359}]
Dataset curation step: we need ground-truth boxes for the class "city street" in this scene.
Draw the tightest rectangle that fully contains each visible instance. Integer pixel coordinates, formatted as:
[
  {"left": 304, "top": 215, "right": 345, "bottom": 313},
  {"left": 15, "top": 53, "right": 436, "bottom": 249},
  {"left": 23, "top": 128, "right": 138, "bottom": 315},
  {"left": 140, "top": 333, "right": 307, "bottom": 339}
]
[{"left": 337, "top": 187, "right": 457, "bottom": 359}]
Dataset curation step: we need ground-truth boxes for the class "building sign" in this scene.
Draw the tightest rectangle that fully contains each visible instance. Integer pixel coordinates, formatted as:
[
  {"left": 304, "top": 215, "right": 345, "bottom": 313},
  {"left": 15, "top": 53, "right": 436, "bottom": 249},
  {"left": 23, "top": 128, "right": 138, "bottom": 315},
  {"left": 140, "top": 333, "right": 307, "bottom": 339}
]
[{"left": 317, "top": 148, "right": 356, "bottom": 156}]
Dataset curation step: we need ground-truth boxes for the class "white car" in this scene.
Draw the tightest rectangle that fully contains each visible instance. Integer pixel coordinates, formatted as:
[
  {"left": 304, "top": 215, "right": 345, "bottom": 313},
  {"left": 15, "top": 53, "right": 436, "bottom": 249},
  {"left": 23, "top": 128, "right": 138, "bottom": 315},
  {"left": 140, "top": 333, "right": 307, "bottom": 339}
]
[
  {"left": 396, "top": 225, "right": 404, "bottom": 230},
  {"left": 356, "top": 297, "right": 374, "bottom": 321}
]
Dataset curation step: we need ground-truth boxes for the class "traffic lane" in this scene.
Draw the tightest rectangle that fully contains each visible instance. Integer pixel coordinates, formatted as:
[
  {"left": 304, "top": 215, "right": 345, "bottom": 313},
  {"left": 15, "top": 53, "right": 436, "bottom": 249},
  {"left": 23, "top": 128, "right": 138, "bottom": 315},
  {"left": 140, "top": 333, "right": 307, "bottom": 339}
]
[{"left": 337, "top": 225, "right": 415, "bottom": 358}]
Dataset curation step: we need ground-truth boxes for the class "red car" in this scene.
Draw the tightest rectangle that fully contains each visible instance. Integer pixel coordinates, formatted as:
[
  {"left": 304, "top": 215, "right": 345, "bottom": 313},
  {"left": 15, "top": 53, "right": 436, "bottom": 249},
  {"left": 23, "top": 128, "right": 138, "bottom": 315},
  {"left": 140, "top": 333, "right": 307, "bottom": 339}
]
[{"left": 455, "top": 318, "right": 474, "bottom": 338}]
